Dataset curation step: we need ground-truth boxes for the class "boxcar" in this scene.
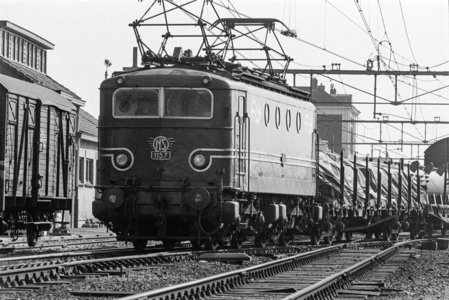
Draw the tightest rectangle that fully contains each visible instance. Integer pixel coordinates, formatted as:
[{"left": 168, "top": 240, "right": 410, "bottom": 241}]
[{"left": 0, "top": 74, "right": 76, "bottom": 246}]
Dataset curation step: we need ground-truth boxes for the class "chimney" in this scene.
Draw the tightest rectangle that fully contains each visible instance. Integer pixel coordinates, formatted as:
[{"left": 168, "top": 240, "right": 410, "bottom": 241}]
[
  {"left": 312, "top": 78, "right": 318, "bottom": 90},
  {"left": 330, "top": 84, "right": 336, "bottom": 94},
  {"left": 318, "top": 83, "right": 325, "bottom": 92}
]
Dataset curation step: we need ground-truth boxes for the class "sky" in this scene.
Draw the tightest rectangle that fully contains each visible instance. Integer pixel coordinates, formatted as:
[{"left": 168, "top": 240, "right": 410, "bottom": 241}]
[{"left": 3, "top": 0, "right": 449, "bottom": 161}]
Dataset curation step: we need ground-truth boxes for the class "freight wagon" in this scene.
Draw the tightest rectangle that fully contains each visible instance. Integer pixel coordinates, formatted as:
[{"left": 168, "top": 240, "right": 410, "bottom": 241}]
[{"left": 0, "top": 74, "right": 76, "bottom": 246}]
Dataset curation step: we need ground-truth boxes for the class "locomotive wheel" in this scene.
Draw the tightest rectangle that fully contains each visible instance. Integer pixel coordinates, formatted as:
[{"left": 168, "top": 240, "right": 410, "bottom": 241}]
[
  {"left": 427, "top": 222, "right": 434, "bottom": 237},
  {"left": 163, "top": 240, "right": 175, "bottom": 251},
  {"left": 26, "top": 226, "right": 38, "bottom": 247},
  {"left": 279, "top": 233, "right": 293, "bottom": 247},
  {"left": 310, "top": 230, "right": 321, "bottom": 246},
  {"left": 374, "top": 230, "right": 381, "bottom": 239},
  {"left": 323, "top": 234, "right": 333, "bottom": 245},
  {"left": 255, "top": 235, "right": 268, "bottom": 248},
  {"left": 335, "top": 231, "right": 343, "bottom": 242},
  {"left": 231, "top": 235, "right": 244, "bottom": 249},
  {"left": 345, "top": 231, "right": 352, "bottom": 242},
  {"left": 132, "top": 240, "right": 147, "bottom": 251},
  {"left": 410, "top": 226, "right": 417, "bottom": 239},
  {"left": 382, "top": 226, "right": 392, "bottom": 242},
  {"left": 206, "top": 237, "right": 220, "bottom": 250},
  {"left": 391, "top": 233, "right": 399, "bottom": 241}
]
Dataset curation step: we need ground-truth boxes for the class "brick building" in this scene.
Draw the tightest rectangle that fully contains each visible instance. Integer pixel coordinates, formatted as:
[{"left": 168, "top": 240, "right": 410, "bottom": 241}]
[{"left": 300, "top": 78, "right": 360, "bottom": 157}]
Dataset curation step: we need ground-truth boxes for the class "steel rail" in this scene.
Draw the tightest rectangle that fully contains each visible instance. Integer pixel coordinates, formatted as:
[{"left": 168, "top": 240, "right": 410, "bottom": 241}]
[
  {"left": 0, "top": 250, "right": 199, "bottom": 288},
  {"left": 282, "top": 239, "right": 423, "bottom": 300},
  {"left": 117, "top": 245, "right": 344, "bottom": 300}
]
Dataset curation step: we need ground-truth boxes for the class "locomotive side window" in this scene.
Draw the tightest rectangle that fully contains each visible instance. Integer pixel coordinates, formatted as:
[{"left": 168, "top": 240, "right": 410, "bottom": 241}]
[
  {"left": 286, "top": 109, "right": 291, "bottom": 131},
  {"left": 164, "top": 88, "right": 212, "bottom": 118},
  {"left": 296, "top": 112, "right": 302, "bottom": 133},
  {"left": 275, "top": 106, "right": 281, "bottom": 129},
  {"left": 264, "top": 103, "right": 270, "bottom": 126},
  {"left": 113, "top": 88, "right": 160, "bottom": 118}
]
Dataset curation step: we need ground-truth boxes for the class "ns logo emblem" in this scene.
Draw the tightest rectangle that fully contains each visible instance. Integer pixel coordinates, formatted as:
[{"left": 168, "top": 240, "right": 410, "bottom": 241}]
[{"left": 148, "top": 136, "right": 175, "bottom": 160}]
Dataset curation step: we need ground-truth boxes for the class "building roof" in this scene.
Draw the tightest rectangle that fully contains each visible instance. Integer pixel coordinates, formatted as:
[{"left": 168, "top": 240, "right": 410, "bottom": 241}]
[
  {"left": 79, "top": 109, "right": 98, "bottom": 138},
  {"left": 0, "top": 21, "right": 54, "bottom": 50},
  {"left": 0, "top": 73, "right": 75, "bottom": 112},
  {"left": 0, "top": 57, "right": 85, "bottom": 106}
]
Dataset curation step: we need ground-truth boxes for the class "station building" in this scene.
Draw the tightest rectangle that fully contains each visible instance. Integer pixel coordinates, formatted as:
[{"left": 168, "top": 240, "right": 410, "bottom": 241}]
[{"left": 299, "top": 78, "right": 360, "bottom": 157}]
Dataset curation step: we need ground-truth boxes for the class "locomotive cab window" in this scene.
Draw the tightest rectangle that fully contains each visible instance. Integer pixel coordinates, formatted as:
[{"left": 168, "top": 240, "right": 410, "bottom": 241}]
[
  {"left": 113, "top": 88, "right": 160, "bottom": 118},
  {"left": 164, "top": 88, "right": 212, "bottom": 118}
]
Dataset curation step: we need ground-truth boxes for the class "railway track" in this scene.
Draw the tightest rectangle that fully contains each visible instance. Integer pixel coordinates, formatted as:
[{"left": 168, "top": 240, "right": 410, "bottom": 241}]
[
  {"left": 114, "top": 239, "right": 420, "bottom": 300},
  {"left": 0, "top": 233, "right": 117, "bottom": 249},
  {"left": 0, "top": 243, "right": 304, "bottom": 293}
]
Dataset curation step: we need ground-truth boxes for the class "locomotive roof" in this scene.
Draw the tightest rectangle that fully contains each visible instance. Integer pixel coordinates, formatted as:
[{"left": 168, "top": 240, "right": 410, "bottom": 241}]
[
  {"left": 0, "top": 74, "right": 75, "bottom": 112},
  {"left": 111, "top": 66, "right": 310, "bottom": 101}
]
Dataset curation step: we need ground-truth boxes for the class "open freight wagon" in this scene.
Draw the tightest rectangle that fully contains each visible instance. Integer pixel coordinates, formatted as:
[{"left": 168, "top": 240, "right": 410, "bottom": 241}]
[
  {"left": 317, "top": 150, "right": 448, "bottom": 242},
  {"left": 0, "top": 74, "right": 76, "bottom": 246}
]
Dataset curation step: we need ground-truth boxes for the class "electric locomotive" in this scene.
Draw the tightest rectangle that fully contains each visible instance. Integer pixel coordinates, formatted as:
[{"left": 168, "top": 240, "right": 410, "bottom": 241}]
[{"left": 93, "top": 58, "right": 319, "bottom": 250}]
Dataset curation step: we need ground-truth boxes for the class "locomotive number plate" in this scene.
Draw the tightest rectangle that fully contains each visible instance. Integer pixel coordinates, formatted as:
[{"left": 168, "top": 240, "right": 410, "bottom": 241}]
[{"left": 151, "top": 151, "right": 171, "bottom": 160}]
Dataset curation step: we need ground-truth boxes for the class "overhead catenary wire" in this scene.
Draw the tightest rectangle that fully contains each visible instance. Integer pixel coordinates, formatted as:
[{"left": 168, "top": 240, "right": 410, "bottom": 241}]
[
  {"left": 399, "top": 0, "right": 418, "bottom": 64},
  {"left": 158, "top": 1, "right": 447, "bottom": 160}
]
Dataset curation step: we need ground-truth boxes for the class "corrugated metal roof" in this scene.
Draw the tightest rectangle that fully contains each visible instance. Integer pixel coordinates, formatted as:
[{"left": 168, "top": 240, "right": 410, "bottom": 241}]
[{"left": 0, "top": 74, "right": 75, "bottom": 112}]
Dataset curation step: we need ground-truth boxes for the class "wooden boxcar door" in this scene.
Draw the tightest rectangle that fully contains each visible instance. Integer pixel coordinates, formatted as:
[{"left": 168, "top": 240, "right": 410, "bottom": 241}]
[{"left": 234, "top": 92, "right": 248, "bottom": 193}]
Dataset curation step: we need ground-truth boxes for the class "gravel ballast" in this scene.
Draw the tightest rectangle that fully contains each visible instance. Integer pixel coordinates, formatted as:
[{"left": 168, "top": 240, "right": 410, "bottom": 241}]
[
  {"left": 378, "top": 249, "right": 449, "bottom": 300},
  {"left": 2, "top": 247, "right": 449, "bottom": 300}
]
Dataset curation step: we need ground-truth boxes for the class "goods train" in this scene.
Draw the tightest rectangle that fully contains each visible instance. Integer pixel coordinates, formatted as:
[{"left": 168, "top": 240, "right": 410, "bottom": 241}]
[
  {"left": 0, "top": 74, "right": 76, "bottom": 246},
  {"left": 92, "top": 2, "right": 448, "bottom": 249},
  {"left": 92, "top": 56, "right": 449, "bottom": 249}
]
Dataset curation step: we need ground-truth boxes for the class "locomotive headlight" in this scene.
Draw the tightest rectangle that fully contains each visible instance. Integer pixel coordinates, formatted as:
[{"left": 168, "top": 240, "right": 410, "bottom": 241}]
[
  {"left": 116, "top": 75, "right": 126, "bottom": 85},
  {"left": 193, "top": 154, "right": 207, "bottom": 168},
  {"left": 115, "top": 153, "right": 129, "bottom": 167},
  {"left": 102, "top": 187, "right": 124, "bottom": 209},
  {"left": 202, "top": 75, "right": 212, "bottom": 86}
]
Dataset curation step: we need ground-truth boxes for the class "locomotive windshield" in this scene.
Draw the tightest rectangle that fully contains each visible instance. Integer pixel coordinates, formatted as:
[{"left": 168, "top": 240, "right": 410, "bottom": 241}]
[
  {"left": 165, "top": 88, "right": 212, "bottom": 118},
  {"left": 113, "top": 87, "right": 212, "bottom": 119},
  {"left": 114, "top": 88, "right": 160, "bottom": 118}
]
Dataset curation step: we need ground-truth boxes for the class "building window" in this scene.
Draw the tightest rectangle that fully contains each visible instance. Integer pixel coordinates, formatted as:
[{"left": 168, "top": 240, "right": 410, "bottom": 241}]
[
  {"left": 12, "top": 36, "right": 16, "bottom": 60},
  {"left": 30, "top": 44, "right": 33, "bottom": 67},
  {"left": 86, "top": 158, "right": 94, "bottom": 184},
  {"left": 27, "top": 43, "right": 30, "bottom": 66},
  {"left": 33, "top": 45, "right": 37, "bottom": 69},
  {"left": 15, "top": 37, "right": 19, "bottom": 62},
  {"left": 79, "top": 157, "right": 84, "bottom": 183},
  {"left": 18, "top": 39, "right": 23, "bottom": 63},
  {"left": 0, "top": 31, "right": 3, "bottom": 57},
  {"left": 6, "top": 32, "right": 11, "bottom": 58}
]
